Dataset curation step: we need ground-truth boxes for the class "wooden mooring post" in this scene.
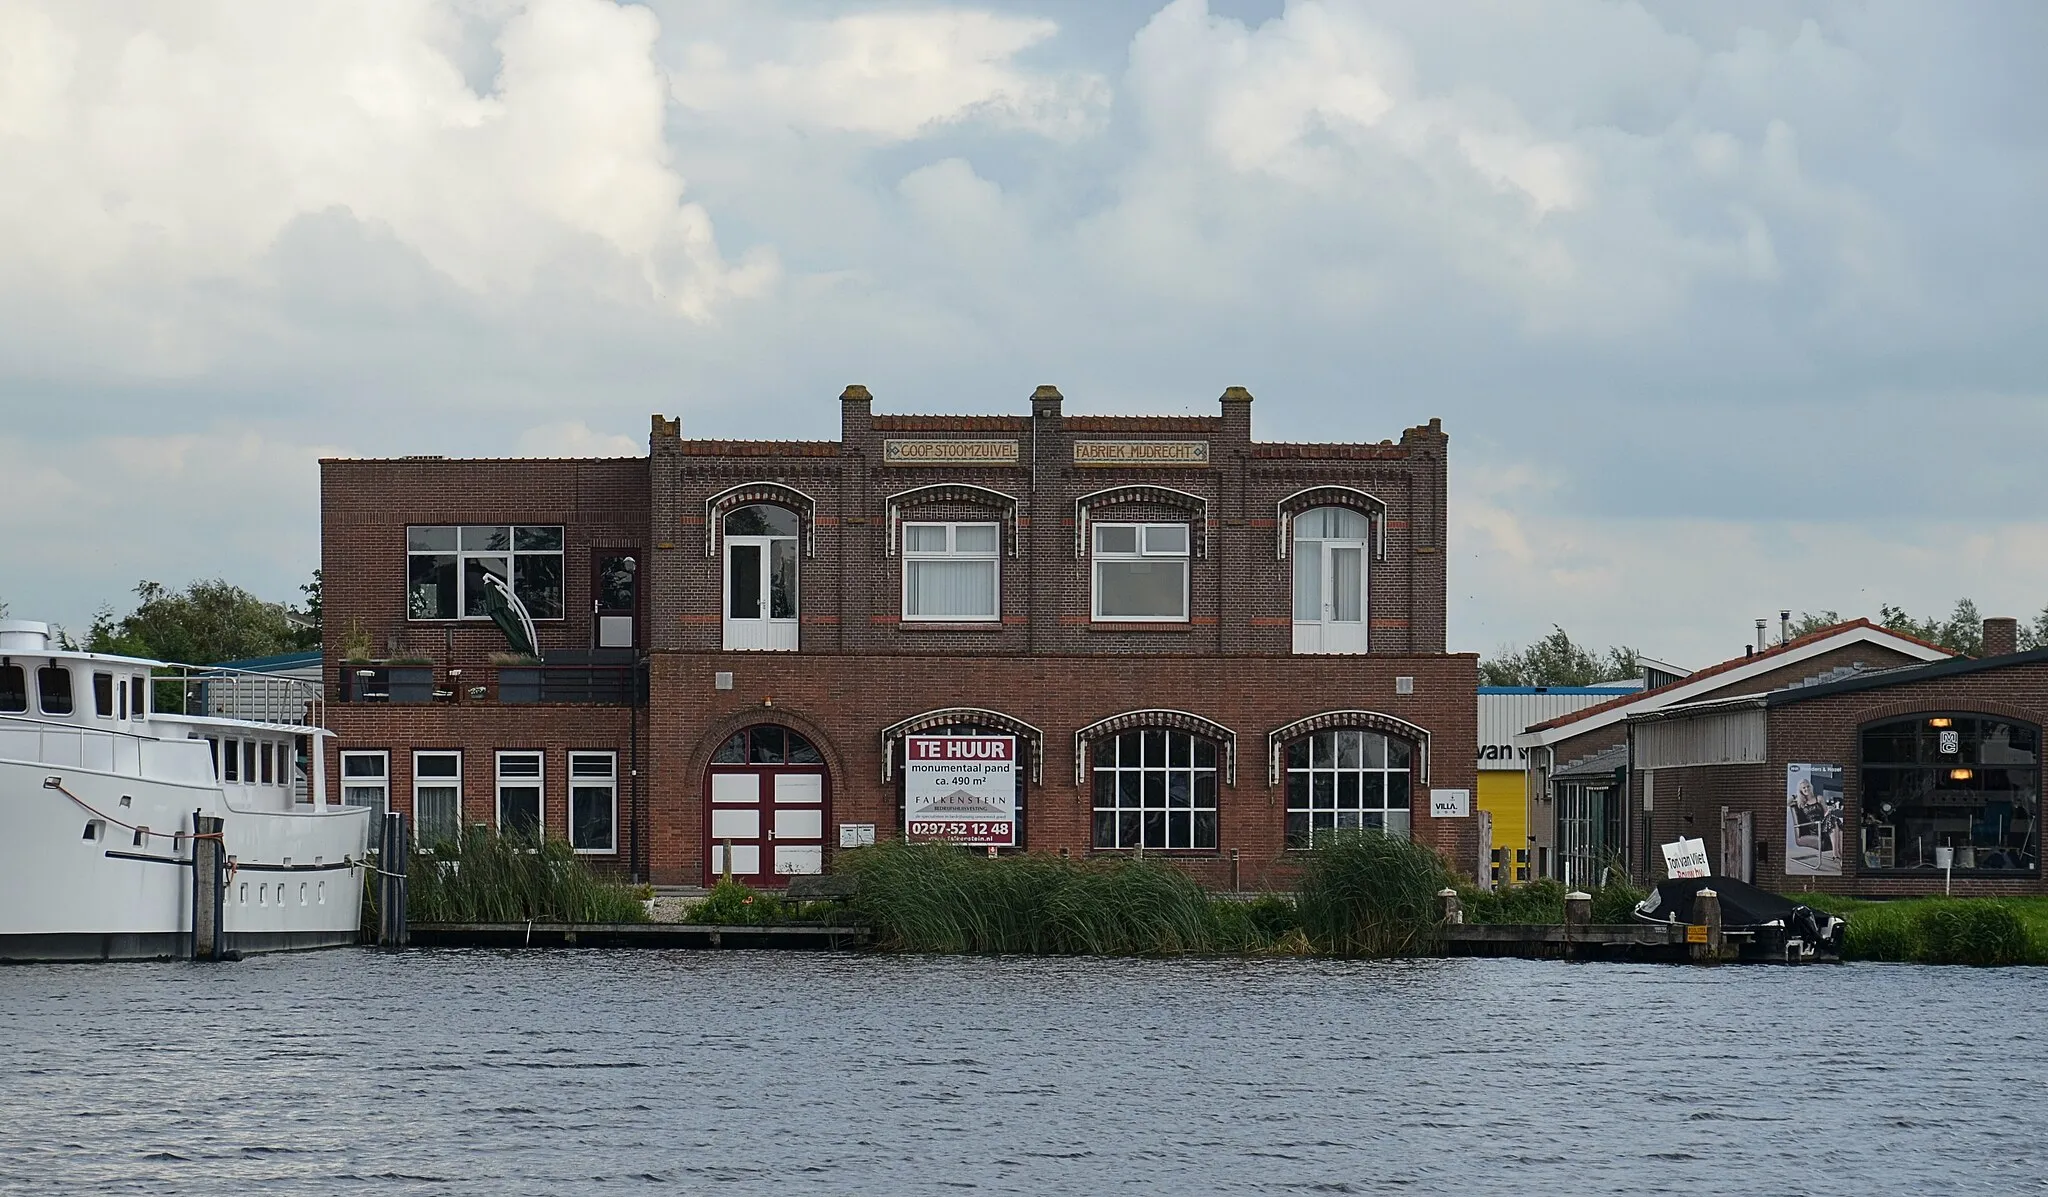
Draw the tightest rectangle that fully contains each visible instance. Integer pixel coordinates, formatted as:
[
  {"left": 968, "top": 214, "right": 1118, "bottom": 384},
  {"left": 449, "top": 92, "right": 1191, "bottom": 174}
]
[
  {"left": 378, "top": 811, "right": 409, "bottom": 950},
  {"left": 1563, "top": 890, "right": 1591, "bottom": 959},
  {"left": 1437, "top": 887, "right": 1463, "bottom": 925},
  {"left": 1690, "top": 887, "right": 1723, "bottom": 963},
  {"left": 190, "top": 812, "right": 227, "bottom": 961}
]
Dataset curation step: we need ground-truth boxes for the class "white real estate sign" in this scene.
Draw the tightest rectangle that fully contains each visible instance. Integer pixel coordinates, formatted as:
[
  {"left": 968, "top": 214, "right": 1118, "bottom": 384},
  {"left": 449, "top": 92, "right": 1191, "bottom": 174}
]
[
  {"left": 1662, "top": 837, "right": 1712, "bottom": 879},
  {"left": 904, "top": 735, "right": 1018, "bottom": 847},
  {"left": 1429, "top": 788, "right": 1471, "bottom": 818}
]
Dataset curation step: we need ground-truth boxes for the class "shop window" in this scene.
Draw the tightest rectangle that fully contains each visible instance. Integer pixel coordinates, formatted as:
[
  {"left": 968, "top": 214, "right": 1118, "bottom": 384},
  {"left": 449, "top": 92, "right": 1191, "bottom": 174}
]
[
  {"left": 1090, "top": 729, "right": 1218, "bottom": 849},
  {"left": 1092, "top": 523, "right": 1189, "bottom": 622},
  {"left": 38, "top": 666, "right": 73, "bottom": 716},
  {"left": 569, "top": 752, "right": 617, "bottom": 854},
  {"left": 341, "top": 751, "right": 390, "bottom": 821},
  {"left": 1860, "top": 715, "right": 2038, "bottom": 873},
  {"left": 0, "top": 665, "right": 25, "bottom": 713},
  {"left": 723, "top": 505, "right": 799, "bottom": 651},
  {"left": 406, "top": 525, "right": 564, "bottom": 621},
  {"left": 414, "top": 751, "right": 462, "bottom": 847},
  {"left": 496, "top": 751, "right": 544, "bottom": 840},
  {"left": 1284, "top": 729, "right": 1411, "bottom": 848},
  {"left": 902, "top": 522, "right": 1000, "bottom": 622}
]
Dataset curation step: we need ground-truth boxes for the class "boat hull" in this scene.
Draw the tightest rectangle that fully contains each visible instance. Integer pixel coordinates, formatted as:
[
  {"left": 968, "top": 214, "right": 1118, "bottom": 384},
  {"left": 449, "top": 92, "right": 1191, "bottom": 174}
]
[{"left": 0, "top": 758, "right": 371, "bottom": 963}]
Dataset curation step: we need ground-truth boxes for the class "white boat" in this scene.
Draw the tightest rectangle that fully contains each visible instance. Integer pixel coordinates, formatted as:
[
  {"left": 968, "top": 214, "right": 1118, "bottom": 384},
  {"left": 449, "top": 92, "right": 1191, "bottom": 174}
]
[{"left": 0, "top": 620, "right": 370, "bottom": 962}]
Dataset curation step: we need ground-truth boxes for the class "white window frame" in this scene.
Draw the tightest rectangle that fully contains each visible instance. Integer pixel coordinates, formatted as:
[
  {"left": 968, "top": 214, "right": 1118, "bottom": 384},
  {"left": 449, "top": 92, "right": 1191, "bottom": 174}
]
[
  {"left": 495, "top": 750, "right": 545, "bottom": 840},
  {"left": 340, "top": 751, "right": 390, "bottom": 821},
  {"left": 1089, "top": 728, "right": 1220, "bottom": 850},
  {"left": 901, "top": 521, "right": 1001, "bottom": 623},
  {"left": 413, "top": 750, "right": 463, "bottom": 846},
  {"left": 405, "top": 524, "right": 566, "bottom": 622},
  {"left": 1283, "top": 729, "right": 1413, "bottom": 850},
  {"left": 568, "top": 751, "right": 618, "bottom": 855},
  {"left": 1090, "top": 522, "right": 1190, "bottom": 623}
]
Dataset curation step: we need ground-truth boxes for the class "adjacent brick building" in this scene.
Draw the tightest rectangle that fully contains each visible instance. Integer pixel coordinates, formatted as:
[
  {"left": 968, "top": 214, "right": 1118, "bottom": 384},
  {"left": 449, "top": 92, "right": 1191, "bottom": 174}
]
[{"left": 321, "top": 385, "right": 1478, "bottom": 888}]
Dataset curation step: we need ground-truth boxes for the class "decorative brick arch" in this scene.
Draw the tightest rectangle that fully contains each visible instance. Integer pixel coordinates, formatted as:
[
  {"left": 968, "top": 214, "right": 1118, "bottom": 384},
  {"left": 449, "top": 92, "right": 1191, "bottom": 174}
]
[
  {"left": 685, "top": 704, "right": 849, "bottom": 784},
  {"left": 705, "top": 481, "right": 818, "bottom": 558},
  {"left": 1276, "top": 485, "right": 1387, "bottom": 561},
  {"left": 1850, "top": 702, "right": 2043, "bottom": 732},
  {"left": 1074, "top": 485, "right": 1209, "bottom": 559},
  {"left": 1073, "top": 708, "right": 1236, "bottom": 786},
  {"left": 879, "top": 707, "right": 1045, "bottom": 783},
  {"left": 885, "top": 484, "right": 1022, "bottom": 558},
  {"left": 1266, "top": 709, "right": 1432, "bottom": 786}
]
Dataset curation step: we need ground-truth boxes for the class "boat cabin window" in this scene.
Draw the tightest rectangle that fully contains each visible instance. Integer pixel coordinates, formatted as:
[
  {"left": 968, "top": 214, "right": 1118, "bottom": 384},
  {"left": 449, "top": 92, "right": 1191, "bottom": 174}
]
[
  {"left": 261, "top": 742, "right": 274, "bottom": 785},
  {"left": 132, "top": 677, "right": 148, "bottom": 718},
  {"left": 118, "top": 677, "right": 129, "bottom": 719},
  {"left": 223, "top": 738, "right": 239, "bottom": 782},
  {"left": 38, "top": 666, "right": 73, "bottom": 716},
  {"left": 243, "top": 741, "right": 256, "bottom": 784},
  {"left": 93, "top": 672, "right": 114, "bottom": 718},
  {"left": 206, "top": 737, "right": 219, "bottom": 778},
  {"left": 0, "top": 665, "right": 26, "bottom": 713}
]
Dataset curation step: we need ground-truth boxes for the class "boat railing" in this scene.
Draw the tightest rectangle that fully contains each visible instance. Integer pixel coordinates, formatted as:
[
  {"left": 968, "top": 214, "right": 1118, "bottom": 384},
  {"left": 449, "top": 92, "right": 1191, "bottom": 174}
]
[{"left": 151, "top": 664, "right": 326, "bottom": 731}]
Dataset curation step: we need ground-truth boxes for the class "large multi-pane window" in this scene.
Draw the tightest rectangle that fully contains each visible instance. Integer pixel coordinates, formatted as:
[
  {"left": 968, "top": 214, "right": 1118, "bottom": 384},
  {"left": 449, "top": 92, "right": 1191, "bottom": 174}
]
[
  {"left": 414, "top": 751, "right": 462, "bottom": 846},
  {"left": 902, "top": 522, "right": 1000, "bottom": 621},
  {"left": 569, "top": 752, "right": 617, "bottom": 854},
  {"left": 496, "top": 751, "right": 544, "bottom": 839},
  {"left": 1284, "top": 729, "right": 1412, "bottom": 848},
  {"left": 1860, "top": 715, "right": 2039, "bottom": 873},
  {"left": 1092, "top": 523, "right": 1189, "bottom": 622},
  {"left": 1090, "top": 729, "right": 1218, "bottom": 849},
  {"left": 406, "top": 525, "right": 565, "bottom": 621},
  {"left": 341, "top": 751, "right": 389, "bottom": 820}
]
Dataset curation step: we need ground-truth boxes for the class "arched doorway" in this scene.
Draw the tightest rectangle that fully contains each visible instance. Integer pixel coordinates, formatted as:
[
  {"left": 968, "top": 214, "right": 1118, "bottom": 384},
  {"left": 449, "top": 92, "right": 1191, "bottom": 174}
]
[{"left": 705, "top": 724, "right": 829, "bottom": 884}]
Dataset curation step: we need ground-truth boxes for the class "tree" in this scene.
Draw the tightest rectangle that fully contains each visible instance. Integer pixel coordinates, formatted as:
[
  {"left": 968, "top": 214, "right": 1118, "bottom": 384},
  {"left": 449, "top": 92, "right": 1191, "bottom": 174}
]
[
  {"left": 86, "top": 579, "right": 304, "bottom": 665},
  {"left": 1879, "top": 599, "right": 1982, "bottom": 656},
  {"left": 1479, "top": 626, "right": 1641, "bottom": 687},
  {"left": 2024, "top": 605, "right": 2048, "bottom": 652}
]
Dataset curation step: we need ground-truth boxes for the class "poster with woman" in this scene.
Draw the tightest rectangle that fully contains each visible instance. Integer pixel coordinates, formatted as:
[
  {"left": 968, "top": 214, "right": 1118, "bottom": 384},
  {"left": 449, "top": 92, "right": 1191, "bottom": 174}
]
[{"left": 1785, "top": 763, "right": 1845, "bottom": 876}]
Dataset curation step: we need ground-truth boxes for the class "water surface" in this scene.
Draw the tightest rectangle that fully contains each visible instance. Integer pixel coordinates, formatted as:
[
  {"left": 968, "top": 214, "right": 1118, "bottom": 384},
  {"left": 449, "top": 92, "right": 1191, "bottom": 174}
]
[{"left": 1, "top": 951, "right": 2039, "bottom": 1194}]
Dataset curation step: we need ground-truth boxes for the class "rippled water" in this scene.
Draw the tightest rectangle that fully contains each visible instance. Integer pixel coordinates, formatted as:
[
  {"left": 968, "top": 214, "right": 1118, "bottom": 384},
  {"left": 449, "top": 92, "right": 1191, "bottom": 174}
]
[{"left": 1, "top": 950, "right": 2041, "bottom": 1195}]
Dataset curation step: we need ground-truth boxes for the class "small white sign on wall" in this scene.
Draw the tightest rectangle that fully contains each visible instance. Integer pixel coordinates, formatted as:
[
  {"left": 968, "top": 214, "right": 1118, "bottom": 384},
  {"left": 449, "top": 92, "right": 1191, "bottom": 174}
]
[
  {"left": 1662, "top": 837, "right": 1712, "bottom": 880},
  {"left": 838, "top": 823, "right": 876, "bottom": 848},
  {"left": 1428, "top": 789, "right": 1470, "bottom": 818}
]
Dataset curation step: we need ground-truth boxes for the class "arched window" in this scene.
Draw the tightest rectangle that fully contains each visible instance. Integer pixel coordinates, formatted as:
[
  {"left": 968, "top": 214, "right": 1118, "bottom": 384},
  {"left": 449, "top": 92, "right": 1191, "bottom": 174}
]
[
  {"left": 1090, "top": 729, "right": 1220, "bottom": 850},
  {"left": 723, "top": 504, "right": 799, "bottom": 651},
  {"left": 711, "top": 724, "right": 823, "bottom": 765},
  {"left": 1283, "top": 729, "right": 1413, "bottom": 848},
  {"left": 1859, "top": 714, "right": 2038, "bottom": 873},
  {"left": 1292, "top": 506, "right": 1370, "bottom": 655}
]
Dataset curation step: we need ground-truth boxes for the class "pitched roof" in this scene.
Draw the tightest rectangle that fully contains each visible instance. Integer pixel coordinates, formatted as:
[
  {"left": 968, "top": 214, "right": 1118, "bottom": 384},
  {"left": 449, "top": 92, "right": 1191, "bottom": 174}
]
[{"left": 1512, "top": 619, "right": 1953, "bottom": 747}]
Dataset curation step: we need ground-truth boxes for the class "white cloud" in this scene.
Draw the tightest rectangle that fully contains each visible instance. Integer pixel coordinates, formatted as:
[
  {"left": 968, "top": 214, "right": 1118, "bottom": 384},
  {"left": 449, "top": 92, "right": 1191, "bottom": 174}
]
[
  {"left": 514, "top": 420, "right": 640, "bottom": 458},
  {"left": 669, "top": 9, "right": 1108, "bottom": 141}
]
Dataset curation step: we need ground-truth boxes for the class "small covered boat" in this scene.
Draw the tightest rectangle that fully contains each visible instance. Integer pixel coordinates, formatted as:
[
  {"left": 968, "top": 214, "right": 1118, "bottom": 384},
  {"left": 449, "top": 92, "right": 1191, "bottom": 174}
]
[{"left": 1634, "top": 876, "right": 1846, "bottom": 962}]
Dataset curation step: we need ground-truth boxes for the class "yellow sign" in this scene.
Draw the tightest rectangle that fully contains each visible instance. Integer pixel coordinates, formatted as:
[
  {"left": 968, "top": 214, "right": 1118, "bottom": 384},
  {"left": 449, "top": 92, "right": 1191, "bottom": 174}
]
[
  {"left": 1685, "top": 924, "right": 1709, "bottom": 944},
  {"left": 883, "top": 439, "right": 1019, "bottom": 466},
  {"left": 1073, "top": 440, "right": 1210, "bottom": 467}
]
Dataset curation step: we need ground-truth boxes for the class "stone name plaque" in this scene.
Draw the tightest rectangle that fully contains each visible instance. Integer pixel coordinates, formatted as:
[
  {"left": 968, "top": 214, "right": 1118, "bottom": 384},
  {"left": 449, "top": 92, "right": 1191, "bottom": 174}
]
[
  {"left": 883, "top": 439, "right": 1020, "bottom": 466},
  {"left": 1073, "top": 440, "right": 1210, "bottom": 466}
]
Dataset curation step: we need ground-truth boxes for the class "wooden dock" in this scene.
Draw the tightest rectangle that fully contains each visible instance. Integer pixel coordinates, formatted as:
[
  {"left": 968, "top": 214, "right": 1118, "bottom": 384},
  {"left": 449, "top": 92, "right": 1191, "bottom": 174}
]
[
  {"left": 408, "top": 922, "right": 869, "bottom": 950},
  {"left": 1442, "top": 921, "right": 1690, "bottom": 961}
]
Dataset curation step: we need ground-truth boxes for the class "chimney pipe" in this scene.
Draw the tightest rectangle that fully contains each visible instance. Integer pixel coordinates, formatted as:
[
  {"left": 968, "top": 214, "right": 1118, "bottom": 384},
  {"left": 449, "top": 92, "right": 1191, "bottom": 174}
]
[
  {"left": 1755, "top": 619, "right": 1767, "bottom": 653},
  {"left": 1983, "top": 616, "right": 2018, "bottom": 658},
  {"left": 1780, "top": 609, "right": 1791, "bottom": 645}
]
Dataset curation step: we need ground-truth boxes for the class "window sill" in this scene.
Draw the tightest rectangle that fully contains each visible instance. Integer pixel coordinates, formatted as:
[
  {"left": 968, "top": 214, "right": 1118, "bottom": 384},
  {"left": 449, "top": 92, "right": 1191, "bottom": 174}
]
[
  {"left": 1086, "top": 848, "right": 1222, "bottom": 857},
  {"left": 897, "top": 622, "right": 1006, "bottom": 632},
  {"left": 1086, "top": 622, "right": 1194, "bottom": 633}
]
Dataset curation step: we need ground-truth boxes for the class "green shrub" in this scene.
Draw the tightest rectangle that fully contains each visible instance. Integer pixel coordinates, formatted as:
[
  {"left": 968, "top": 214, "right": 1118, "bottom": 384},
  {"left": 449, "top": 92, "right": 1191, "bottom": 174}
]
[
  {"left": 1841, "top": 905, "right": 1919, "bottom": 962},
  {"left": 1462, "top": 878, "right": 1565, "bottom": 925},
  {"left": 1917, "top": 901, "right": 2030, "bottom": 967},
  {"left": 840, "top": 841, "right": 1220, "bottom": 955},
  {"left": 1590, "top": 875, "right": 1648, "bottom": 924},
  {"left": 686, "top": 880, "right": 790, "bottom": 925},
  {"left": 392, "top": 828, "right": 650, "bottom": 924},
  {"left": 1294, "top": 831, "right": 1456, "bottom": 958}
]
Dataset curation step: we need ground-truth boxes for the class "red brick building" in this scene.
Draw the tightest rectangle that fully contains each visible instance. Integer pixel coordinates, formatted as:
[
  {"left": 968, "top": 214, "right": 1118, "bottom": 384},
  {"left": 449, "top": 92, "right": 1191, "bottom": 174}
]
[{"left": 321, "top": 386, "right": 1478, "bottom": 888}]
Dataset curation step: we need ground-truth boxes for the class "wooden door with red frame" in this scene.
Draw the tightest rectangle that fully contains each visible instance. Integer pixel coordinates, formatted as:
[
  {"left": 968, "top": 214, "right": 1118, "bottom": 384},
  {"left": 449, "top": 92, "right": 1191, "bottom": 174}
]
[{"left": 705, "top": 724, "right": 829, "bottom": 885}]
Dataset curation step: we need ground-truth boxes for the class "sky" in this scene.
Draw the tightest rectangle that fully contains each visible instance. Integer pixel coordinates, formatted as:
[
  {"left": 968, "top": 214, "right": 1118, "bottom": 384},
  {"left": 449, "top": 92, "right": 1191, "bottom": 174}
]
[{"left": 1, "top": 0, "right": 2044, "bottom": 667}]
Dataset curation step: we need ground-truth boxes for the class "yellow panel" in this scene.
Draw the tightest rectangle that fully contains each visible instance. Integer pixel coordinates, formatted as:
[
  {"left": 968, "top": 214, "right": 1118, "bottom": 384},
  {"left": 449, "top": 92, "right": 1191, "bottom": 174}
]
[{"left": 1475, "top": 770, "right": 1528, "bottom": 855}]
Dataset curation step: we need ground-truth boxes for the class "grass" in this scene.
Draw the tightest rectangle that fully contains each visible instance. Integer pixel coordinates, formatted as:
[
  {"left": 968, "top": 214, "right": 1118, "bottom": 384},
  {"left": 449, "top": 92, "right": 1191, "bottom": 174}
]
[
  {"left": 372, "top": 828, "right": 653, "bottom": 926},
  {"left": 1459, "top": 871, "right": 1646, "bottom": 927},
  {"left": 1795, "top": 893, "right": 2048, "bottom": 966},
  {"left": 1293, "top": 831, "right": 1455, "bottom": 957}
]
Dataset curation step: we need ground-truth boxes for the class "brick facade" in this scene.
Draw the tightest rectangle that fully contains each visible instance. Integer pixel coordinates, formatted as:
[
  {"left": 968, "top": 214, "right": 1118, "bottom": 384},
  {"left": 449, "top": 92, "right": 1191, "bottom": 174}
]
[
  {"left": 321, "top": 386, "right": 1476, "bottom": 887},
  {"left": 1649, "top": 656, "right": 2048, "bottom": 897}
]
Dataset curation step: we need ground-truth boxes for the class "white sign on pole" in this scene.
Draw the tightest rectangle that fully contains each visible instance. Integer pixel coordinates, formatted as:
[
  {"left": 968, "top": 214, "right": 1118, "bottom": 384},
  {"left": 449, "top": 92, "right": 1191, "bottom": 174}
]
[
  {"left": 1662, "top": 837, "right": 1712, "bottom": 880},
  {"left": 1429, "top": 788, "right": 1471, "bottom": 818},
  {"left": 904, "top": 735, "right": 1018, "bottom": 847}
]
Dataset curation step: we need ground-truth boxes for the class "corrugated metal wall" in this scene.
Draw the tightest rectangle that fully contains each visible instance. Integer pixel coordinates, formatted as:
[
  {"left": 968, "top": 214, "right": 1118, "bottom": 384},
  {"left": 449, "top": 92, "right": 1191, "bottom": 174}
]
[
  {"left": 1477, "top": 690, "right": 1632, "bottom": 770},
  {"left": 1634, "top": 708, "right": 1769, "bottom": 769}
]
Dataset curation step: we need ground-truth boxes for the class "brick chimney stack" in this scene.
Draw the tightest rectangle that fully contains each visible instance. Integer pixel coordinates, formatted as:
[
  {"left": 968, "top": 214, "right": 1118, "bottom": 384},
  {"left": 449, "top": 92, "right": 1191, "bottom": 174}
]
[{"left": 1982, "top": 616, "right": 2018, "bottom": 658}]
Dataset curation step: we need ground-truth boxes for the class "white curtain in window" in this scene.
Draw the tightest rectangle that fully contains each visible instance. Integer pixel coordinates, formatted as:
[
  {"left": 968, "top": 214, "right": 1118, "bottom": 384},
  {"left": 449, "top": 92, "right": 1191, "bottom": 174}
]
[
  {"left": 1332, "top": 546, "right": 1363, "bottom": 621},
  {"left": 907, "top": 560, "right": 996, "bottom": 619},
  {"left": 1293, "top": 547, "right": 1320, "bottom": 620}
]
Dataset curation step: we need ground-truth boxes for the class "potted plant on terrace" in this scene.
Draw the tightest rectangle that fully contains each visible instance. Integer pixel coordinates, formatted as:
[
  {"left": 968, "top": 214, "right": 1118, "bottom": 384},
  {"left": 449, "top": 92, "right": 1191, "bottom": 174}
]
[{"left": 493, "top": 652, "right": 543, "bottom": 704}]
